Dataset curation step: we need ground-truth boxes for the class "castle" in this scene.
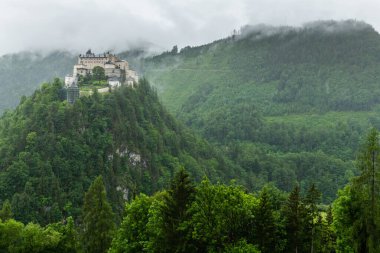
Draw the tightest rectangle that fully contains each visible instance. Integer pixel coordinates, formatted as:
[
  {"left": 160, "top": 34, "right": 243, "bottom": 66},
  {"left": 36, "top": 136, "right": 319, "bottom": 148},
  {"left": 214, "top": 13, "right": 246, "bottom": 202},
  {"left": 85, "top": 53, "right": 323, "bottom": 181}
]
[{"left": 65, "top": 50, "right": 139, "bottom": 103}]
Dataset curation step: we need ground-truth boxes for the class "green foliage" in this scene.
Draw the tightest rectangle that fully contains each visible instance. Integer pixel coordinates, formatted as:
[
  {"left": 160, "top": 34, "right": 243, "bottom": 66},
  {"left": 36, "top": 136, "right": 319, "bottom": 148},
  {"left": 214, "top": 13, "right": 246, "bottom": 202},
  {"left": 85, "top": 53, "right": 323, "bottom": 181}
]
[
  {"left": 0, "top": 200, "right": 13, "bottom": 221},
  {"left": 47, "top": 216, "right": 81, "bottom": 253},
  {"left": 252, "top": 187, "right": 284, "bottom": 252},
  {"left": 133, "top": 21, "right": 380, "bottom": 202},
  {"left": 111, "top": 175, "right": 261, "bottom": 253},
  {"left": 1, "top": 220, "right": 61, "bottom": 253},
  {"left": 92, "top": 66, "right": 107, "bottom": 81},
  {"left": 303, "top": 184, "right": 322, "bottom": 253},
  {"left": 109, "top": 194, "right": 154, "bottom": 253},
  {"left": 185, "top": 180, "right": 256, "bottom": 252},
  {"left": 332, "top": 186, "right": 355, "bottom": 253},
  {"left": 283, "top": 186, "right": 304, "bottom": 253},
  {"left": 0, "top": 219, "right": 23, "bottom": 251},
  {"left": 0, "top": 78, "right": 237, "bottom": 224},
  {"left": 221, "top": 240, "right": 260, "bottom": 253},
  {"left": 82, "top": 176, "right": 115, "bottom": 253},
  {"left": 78, "top": 66, "right": 108, "bottom": 87},
  {"left": 157, "top": 168, "right": 195, "bottom": 252},
  {"left": 110, "top": 169, "right": 338, "bottom": 253},
  {"left": 0, "top": 217, "right": 81, "bottom": 253},
  {"left": 333, "top": 129, "right": 380, "bottom": 253},
  {"left": 1, "top": 21, "right": 378, "bottom": 203}
]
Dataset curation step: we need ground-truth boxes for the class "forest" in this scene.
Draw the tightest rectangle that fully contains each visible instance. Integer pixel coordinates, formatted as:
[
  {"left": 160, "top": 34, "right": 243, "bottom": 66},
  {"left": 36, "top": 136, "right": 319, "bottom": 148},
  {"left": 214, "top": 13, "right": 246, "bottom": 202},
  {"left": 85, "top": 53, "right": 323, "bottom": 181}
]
[
  {"left": 0, "top": 79, "right": 247, "bottom": 225},
  {"left": 135, "top": 20, "right": 380, "bottom": 202},
  {"left": 1, "top": 20, "right": 380, "bottom": 252},
  {"left": 1, "top": 128, "right": 380, "bottom": 252}
]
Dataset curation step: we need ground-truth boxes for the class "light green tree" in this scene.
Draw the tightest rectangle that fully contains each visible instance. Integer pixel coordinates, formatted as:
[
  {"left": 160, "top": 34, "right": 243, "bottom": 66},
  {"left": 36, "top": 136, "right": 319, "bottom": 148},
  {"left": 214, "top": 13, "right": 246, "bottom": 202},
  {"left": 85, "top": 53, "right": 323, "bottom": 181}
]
[
  {"left": 109, "top": 194, "right": 154, "bottom": 253},
  {"left": 186, "top": 180, "right": 256, "bottom": 252},
  {"left": 0, "top": 199, "right": 13, "bottom": 221}
]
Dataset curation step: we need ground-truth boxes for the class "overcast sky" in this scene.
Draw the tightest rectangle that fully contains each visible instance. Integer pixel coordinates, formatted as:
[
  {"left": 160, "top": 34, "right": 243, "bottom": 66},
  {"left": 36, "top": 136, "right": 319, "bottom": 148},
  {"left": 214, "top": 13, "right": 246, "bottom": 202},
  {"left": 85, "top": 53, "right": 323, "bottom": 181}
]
[{"left": 0, "top": 0, "right": 379, "bottom": 56}]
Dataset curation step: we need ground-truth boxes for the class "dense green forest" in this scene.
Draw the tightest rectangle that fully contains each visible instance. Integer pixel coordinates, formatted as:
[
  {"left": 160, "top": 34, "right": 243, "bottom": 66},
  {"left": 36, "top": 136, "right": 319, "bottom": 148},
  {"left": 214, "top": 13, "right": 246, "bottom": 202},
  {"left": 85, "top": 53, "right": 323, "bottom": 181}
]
[
  {"left": 0, "top": 79, "right": 243, "bottom": 225},
  {"left": 1, "top": 128, "right": 380, "bottom": 252},
  {"left": 131, "top": 20, "right": 380, "bottom": 201},
  {"left": 1, "top": 20, "right": 379, "bottom": 201},
  {"left": 1, "top": 20, "right": 380, "bottom": 252}
]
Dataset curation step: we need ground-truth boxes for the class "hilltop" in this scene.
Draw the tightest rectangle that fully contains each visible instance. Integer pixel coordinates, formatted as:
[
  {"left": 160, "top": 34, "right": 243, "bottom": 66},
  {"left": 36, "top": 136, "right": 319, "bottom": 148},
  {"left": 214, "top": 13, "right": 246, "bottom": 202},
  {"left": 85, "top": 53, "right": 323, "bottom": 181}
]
[{"left": 0, "top": 79, "right": 240, "bottom": 224}]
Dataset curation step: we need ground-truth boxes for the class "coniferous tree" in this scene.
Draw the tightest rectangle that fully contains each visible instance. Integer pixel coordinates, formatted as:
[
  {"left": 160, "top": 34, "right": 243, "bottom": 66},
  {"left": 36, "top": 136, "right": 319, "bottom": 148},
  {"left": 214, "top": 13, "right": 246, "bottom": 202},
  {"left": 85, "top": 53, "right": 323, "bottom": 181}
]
[
  {"left": 303, "top": 184, "right": 321, "bottom": 253},
  {"left": 82, "top": 176, "right": 115, "bottom": 253},
  {"left": 160, "top": 168, "right": 195, "bottom": 252},
  {"left": 284, "top": 185, "right": 304, "bottom": 253},
  {"left": 0, "top": 199, "right": 13, "bottom": 221},
  {"left": 351, "top": 128, "right": 380, "bottom": 253},
  {"left": 321, "top": 206, "right": 336, "bottom": 253},
  {"left": 252, "top": 188, "right": 280, "bottom": 253}
]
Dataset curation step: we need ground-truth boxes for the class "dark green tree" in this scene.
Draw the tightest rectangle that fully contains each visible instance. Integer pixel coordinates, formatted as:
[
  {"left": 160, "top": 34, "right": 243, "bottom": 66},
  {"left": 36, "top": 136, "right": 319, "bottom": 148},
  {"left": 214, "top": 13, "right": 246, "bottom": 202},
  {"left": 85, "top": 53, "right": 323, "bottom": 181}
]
[
  {"left": 82, "top": 176, "right": 115, "bottom": 253},
  {"left": 160, "top": 168, "right": 195, "bottom": 252},
  {"left": 92, "top": 66, "right": 106, "bottom": 81},
  {"left": 47, "top": 216, "right": 81, "bottom": 252},
  {"left": 170, "top": 45, "right": 178, "bottom": 54},
  {"left": 283, "top": 185, "right": 304, "bottom": 253},
  {"left": 252, "top": 188, "right": 282, "bottom": 252},
  {"left": 351, "top": 128, "right": 380, "bottom": 253}
]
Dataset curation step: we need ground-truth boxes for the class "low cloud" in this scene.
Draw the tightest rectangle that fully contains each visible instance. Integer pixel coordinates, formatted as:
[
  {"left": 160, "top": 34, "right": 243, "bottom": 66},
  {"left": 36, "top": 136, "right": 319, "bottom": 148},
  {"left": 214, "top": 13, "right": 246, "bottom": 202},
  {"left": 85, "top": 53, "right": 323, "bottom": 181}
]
[{"left": 0, "top": 0, "right": 379, "bottom": 56}]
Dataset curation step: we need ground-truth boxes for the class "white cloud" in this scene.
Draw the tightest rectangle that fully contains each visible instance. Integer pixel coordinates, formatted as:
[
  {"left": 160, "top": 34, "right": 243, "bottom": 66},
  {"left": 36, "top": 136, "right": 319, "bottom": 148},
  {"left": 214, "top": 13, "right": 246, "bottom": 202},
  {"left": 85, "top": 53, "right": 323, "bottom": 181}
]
[{"left": 0, "top": 0, "right": 379, "bottom": 56}]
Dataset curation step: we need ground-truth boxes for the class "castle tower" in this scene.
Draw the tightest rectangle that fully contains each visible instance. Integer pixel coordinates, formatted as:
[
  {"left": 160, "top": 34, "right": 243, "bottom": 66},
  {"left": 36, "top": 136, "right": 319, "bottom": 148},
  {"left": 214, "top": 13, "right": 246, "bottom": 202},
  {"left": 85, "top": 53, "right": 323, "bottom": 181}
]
[{"left": 67, "top": 83, "right": 80, "bottom": 104}]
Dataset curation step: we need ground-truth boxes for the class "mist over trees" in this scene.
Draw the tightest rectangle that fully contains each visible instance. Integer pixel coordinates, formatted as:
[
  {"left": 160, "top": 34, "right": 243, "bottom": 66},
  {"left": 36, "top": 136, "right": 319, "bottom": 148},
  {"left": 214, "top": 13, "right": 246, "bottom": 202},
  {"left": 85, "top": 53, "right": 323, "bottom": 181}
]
[{"left": 0, "top": 19, "right": 380, "bottom": 252}]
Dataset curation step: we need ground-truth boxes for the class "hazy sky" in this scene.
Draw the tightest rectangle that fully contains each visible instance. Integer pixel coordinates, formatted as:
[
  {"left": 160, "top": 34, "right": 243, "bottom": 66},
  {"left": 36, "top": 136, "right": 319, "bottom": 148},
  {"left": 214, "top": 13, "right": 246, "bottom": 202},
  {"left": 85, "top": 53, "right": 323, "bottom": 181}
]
[{"left": 0, "top": 0, "right": 379, "bottom": 56}]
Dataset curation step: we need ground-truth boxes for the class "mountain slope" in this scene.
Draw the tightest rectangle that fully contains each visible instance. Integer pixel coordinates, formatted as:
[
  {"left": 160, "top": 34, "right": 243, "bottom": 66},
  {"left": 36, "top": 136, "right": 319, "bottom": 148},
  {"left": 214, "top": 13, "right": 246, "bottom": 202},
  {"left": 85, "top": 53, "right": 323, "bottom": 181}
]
[
  {"left": 0, "top": 79, "right": 240, "bottom": 224},
  {"left": 134, "top": 20, "right": 380, "bottom": 201},
  {"left": 144, "top": 20, "right": 380, "bottom": 116},
  {"left": 0, "top": 20, "right": 376, "bottom": 203}
]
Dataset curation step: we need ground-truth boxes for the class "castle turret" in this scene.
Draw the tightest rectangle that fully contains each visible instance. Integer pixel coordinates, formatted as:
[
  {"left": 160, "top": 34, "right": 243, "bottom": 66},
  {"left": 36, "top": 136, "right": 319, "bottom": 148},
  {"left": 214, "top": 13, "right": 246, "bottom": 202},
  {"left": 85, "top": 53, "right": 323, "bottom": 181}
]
[{"left": 67, "top": 83, "right": 80, "bottom": 104}]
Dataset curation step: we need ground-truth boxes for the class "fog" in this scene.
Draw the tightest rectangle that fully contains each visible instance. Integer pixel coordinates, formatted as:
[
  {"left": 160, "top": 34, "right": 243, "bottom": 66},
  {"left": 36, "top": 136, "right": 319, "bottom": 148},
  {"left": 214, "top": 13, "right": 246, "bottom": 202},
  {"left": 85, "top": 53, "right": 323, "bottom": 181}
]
[{"left": 0, "top": 0, "right": 379, "bottom": 56}]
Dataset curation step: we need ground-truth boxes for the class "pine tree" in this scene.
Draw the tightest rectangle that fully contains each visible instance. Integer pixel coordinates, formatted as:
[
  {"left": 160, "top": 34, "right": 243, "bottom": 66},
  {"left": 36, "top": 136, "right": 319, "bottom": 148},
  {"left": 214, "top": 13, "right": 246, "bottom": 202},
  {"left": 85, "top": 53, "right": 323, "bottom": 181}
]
[
  {"left": 352, "top": 128, "right": 380, "bottom": 253},
  {"left": 160, "top": 168, "right": 195, "bottom": 252},
  {"left": 284, "top": 185, "right": 304, "bottom": 253},
  {"left": 82, "top": 176, "right": 115, "bottom": 253},
  {"left": 252, "top": 188, "right": 279, "bottom": 253},
  {"left": 0, "top": 199, "right": 13, "bottom": 221},
  {"left": 321, "top": 206, "right": 336, "bottom": 253},
  {"left": 303, "top": 184, "right": 321, "bottom": 253}
]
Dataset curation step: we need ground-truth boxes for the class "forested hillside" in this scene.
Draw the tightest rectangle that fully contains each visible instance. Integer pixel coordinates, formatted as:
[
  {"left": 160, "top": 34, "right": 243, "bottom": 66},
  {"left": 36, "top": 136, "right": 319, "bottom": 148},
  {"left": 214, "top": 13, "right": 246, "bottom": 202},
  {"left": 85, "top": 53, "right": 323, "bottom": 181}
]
[
  {"left": 133, "top": 20, "right": 380, "bottom": 201},
  {"left": 1, "top": 20, "right": 379, "bottom": 202},
  {"left": 0, "top": 79, "right": 241, "bottom": 225},
  {"left": 2, "top": 128, "right": 380, "bottom": 252}
]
